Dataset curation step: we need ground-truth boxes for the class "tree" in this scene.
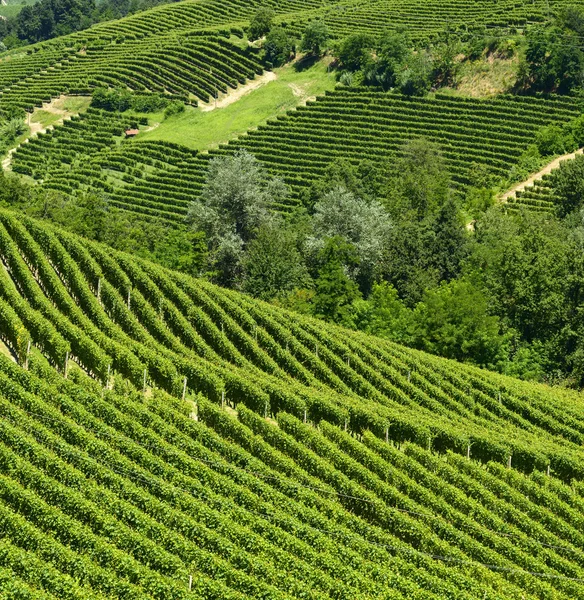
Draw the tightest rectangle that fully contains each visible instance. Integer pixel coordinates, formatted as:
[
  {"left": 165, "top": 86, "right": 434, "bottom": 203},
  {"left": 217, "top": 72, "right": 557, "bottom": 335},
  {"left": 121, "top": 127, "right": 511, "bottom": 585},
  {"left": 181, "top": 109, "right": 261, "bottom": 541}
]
[
  {"left": 264, "top": 26, "right": 294, "bottom": 67},
  {"left": 535, "top": 123, "right": 574, "bottom": 157},
  {"left": 363, "top": 30, "right": 411, "bottom": 89},
  {"left": 431, "top": 197, "right": 468, "bottom": 281},
  {"left": 353, "top": 281, "right": 412, "bottom": 343},
  {"left": 303, "top": 157, "right": 385, "bottom": 210},
  {"left": 300, "top": 20, "right": 329, "bottom": 56},
  {"left": 242, "top": 219, "right": 309, "bottom": 300},
  {"left": 409, "top": 278, "right": 508, "bottom": 369},
  {"left": 308, "top": 186, "right": 393, "bottom": 292},
  {"left": 550, "top": 154, "right": 584, "bottom": 217},
  {"left": 385, "top": 138, "right": 450, "bottom": 219},
  {"left": 397, "top": 51, "right": 432, "bottom": 96},
  {"left": 335, "top": 33, "right": 374, "bottom": 71},
  {"left": 381, "top": 217, "right": 439, "bottom": 306},
  {"left": 313, "top": 237, "right": 362, "bottom": 326},
  {"left": 522, "top": 16, "right": 584, "bottom": 93},
  {"left": 248, "top": 7, "right": 274, "bottom": 41},
  {"left": 466, "top": 208, "right": 582, "bottom": 377},
  {"left": 186, "top": 150, "right": 289, "bottom": 285}
]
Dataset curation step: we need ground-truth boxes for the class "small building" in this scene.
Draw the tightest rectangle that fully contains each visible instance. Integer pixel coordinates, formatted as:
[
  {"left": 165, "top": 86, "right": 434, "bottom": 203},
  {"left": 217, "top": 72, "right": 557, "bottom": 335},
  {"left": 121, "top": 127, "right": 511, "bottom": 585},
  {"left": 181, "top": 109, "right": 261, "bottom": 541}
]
[{"left": 125, "top": 129, "right": 139, "bottom": 138}]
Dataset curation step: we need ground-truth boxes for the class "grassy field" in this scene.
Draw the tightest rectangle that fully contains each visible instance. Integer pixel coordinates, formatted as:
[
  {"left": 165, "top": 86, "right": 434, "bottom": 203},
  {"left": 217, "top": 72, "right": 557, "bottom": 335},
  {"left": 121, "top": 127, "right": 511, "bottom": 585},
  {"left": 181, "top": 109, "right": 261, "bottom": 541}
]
[
  {"left": 441, "top": 56, "right": 520, "bottom": 98},
  {"left": 29, "top": 95, "right": 92, "bottom": 129},
  {"left": 134, "top": 58, "right": 336, "bottom": 151},
  {"left": 0, "top": 0, "right": 37, "bottom": 19}
]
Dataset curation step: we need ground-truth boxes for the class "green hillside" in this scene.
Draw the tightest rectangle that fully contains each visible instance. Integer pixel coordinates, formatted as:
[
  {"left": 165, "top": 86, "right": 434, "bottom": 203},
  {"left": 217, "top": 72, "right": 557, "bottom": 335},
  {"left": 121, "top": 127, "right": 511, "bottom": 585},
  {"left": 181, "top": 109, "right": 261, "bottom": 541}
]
[
  {"left": 2, "top": 0, "right": 584, "bottom": 113},
  {"left": 2, "top": 0, "right": 584, "bottom": 597},
  {"left": 0, "top": 209, "right": 583, "bottom": 598},
  {"left": 10, "top": 91, "right": 583, "bottom": 220}
]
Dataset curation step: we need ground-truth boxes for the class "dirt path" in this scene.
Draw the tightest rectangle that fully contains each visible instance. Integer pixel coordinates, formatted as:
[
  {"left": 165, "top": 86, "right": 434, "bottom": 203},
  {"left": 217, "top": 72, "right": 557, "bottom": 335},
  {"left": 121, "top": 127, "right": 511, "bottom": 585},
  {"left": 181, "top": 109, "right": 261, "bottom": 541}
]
[
  {"left": 2, "top": 95, "right": 81, "bottom": 171},
  {"left": 288, "top": 82, "right": 316, "bottom": 106},
  {"left": 199, "top": 71, "right": 277, "bottom": 112},
  {"left": 500, "top": 147, "right": 584, "bottom": 201}
]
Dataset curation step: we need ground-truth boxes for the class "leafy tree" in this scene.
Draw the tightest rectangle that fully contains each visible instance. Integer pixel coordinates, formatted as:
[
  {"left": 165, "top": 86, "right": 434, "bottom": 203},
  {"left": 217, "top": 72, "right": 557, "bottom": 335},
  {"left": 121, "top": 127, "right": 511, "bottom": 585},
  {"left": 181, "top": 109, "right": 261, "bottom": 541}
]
[
  {"left": 432, "top": 39, "right": 461, "bottom": 87},
  {"left": 522, "top": 11, "right": 584, "bottom": 93},
  {"left": 335, "top": 33, "right": 375, "bottom": 71},
  {"left": 186, "top": 149, "right": 289, "bottom": 285},
  {"left": 15, "top": 0, "right": 95, "bottom": 43},
  {"left": 466, "top": 208, "right": 583, "bottom": 378},
  {"left": 397, "top": 51, "right": 432, "bottom": 96},
  {"left": 313, "top": 236, "right": 362, "bottom": 326},
  {"left": 364, "top": 30, "right": 411, "bottom": 89},
  {"left": 303, "top": 157, "right": 385, "bottom": 210},
  {"left": 410, "top": 278, "right": 508, "bottom": 369},
  {"left": 242, "top": 219, "right": 309, "bottom": 300},
  {"left": 248, "top": 7, "right": 275, "bottom": 41},
  {"left": 385, "top": 138, "right": 450, "bottom": 219},
  {"left": 381, "top": 217, "right": 439, "bottom": 306},
  {"left": 307, "top": 186, "right": 393, "bottom": 292},
  {"left": 535, "top": 123, "right": 575, "bottom": 156},
  {"left": 432, "top": 197, "right": 469, "bottom": 281},
  {"left": 300, "top": 20, "right": 329, "bottom": 56},
  {"left": 550, "top": 153, "right": 584, "bottom": 217},
  {"left": 264, "top": 26, "right": 294, "bottom": 67},
  {"left": 353, "top": 281, "right": 412, "bottom": 343}
]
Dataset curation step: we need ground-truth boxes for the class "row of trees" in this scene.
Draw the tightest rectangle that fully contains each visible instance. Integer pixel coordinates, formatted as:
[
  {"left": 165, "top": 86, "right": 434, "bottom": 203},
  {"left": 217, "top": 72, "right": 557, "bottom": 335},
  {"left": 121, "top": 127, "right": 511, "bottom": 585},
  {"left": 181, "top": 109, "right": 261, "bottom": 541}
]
[
  {"left": 184, "top": 143, "right": 584, "bottom": 387},
  {"left": 248, "top": 8, "right": 330, "bottom": 67}
]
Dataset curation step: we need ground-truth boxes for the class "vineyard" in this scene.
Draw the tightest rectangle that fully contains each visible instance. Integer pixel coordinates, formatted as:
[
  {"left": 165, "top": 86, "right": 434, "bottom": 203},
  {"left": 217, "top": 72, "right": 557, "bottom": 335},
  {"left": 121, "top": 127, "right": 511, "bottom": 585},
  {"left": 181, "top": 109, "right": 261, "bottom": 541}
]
[
  {"left": 3, "top": 0, "right": 584, "bottom": 114},
  {"left": 0, "top": 211, "right": 582, "bottom": 597},
  {"left": 11, "top": 89, "right": 583, "bottom": 221}
]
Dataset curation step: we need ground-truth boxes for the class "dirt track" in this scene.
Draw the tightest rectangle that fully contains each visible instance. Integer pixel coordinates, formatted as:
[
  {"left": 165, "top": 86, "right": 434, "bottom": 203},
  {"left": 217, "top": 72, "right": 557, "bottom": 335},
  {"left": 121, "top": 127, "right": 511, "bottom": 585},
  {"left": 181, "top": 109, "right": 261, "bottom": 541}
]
[
  {"left": 199, "top": 71, "right": 277, "bottom": 112},
  {"left": 500, "top": 147, "right": 584, "bottom": 201}
]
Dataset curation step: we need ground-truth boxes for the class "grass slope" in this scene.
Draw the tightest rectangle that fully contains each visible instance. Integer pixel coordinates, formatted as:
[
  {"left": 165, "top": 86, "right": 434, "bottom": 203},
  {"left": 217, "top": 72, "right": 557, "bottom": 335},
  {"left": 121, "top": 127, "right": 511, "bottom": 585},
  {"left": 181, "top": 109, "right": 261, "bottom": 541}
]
[
  {"left": 136, "top": 59, "right": 336, "bottom": 151},
  {"left": 0, "top": 209, "right": 582, "bottom": 597}
]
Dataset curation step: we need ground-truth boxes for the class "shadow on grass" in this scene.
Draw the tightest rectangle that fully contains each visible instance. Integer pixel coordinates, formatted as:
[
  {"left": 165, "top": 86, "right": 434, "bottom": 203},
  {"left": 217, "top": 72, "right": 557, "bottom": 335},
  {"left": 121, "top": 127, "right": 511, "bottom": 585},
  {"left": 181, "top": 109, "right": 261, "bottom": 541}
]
[{"left": 294, "top": 54, "right": 322, "bottom": 72}]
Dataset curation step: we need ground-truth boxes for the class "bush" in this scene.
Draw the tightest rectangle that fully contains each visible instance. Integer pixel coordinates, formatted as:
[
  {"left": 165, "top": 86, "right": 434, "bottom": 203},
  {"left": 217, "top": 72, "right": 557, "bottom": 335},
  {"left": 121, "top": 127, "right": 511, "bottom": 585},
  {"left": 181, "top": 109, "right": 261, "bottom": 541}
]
[
  {"left": 300, "top": 20, "right": 329, "bottom": 56},
  {"left": 164, "top": 100, "right": 185, "bottom": 119},
  {"left": 264, "top": 26, "right": 294, "bottom": 67},
  {"left": 536, "top": 124, "right": 575, "bottom": 156}
]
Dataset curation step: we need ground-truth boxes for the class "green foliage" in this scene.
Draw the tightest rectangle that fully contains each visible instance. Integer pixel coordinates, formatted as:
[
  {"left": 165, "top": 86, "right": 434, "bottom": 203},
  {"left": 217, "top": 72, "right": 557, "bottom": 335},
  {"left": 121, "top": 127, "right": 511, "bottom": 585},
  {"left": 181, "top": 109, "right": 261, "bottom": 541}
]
[
  {"left": 467, "top": 208, "right": 584, "bottom": 381},
  {"left": 334, "top": 33, "right": 375, "bottom": 72},
  {"left": 248, "top": 7, "right": 274, "bottom": 41},
  {"left": 186, "top": 149, "right": 289, "bottom": 286},
  {"left": 409, "top": 278, "right": 508, "bottom": 369},
  {"left": 300, "top": 20, "right": 329, "bottom": 56},
  {"left": 522, "top": 9, "right": 584, "bottom": 93},
  {"left": 163, "top": 100, "right": 185, "bottom": 119},
  {"left": 397, "top": 51, "right": 432, "bottom": 96},
  {"left": 15, "top": 0, "right": 95, "bottom": 43},
  {"left": 550, "top": 153, "right": 584, "bottom": 217},
  {"left": 313, "top": 236, "right": 362, "bottom": 326},
  {"left": 264, "top": 26, "right": 294, "bottom": 67},
  {"left": 536, "top": 123, "right": 576, "bottom": 157},
  {"left": 385, "top": 138, "right": 451, "bottom": 219},
  {"left": 363, "top": 30, "right": 412, "bottom": 89},
  {"left": 353, "top": 281, "right": 412, "bottom": 343},
  {"left": 91, "top": 87, "right": 175, "bottom": 113},
  {"left": 242, "top": 219, "right": 309, "bottom": 300},
  {"left": 308, "top": 185, "right": 393, "bottom": 291}
]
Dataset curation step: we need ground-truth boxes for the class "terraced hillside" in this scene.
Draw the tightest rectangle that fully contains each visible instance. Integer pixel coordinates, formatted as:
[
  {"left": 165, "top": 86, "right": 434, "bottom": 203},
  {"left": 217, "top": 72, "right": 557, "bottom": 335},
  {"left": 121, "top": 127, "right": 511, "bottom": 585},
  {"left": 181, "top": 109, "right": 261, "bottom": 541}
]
[
  {"left": 12, "top": 90, "right": 582, "bottom": 221},
  {"left": 2, "top": 0, "right": 584, "bottom": 113},
  {"left": 0, "top": 209, "right": 583, "bottom": 597}
]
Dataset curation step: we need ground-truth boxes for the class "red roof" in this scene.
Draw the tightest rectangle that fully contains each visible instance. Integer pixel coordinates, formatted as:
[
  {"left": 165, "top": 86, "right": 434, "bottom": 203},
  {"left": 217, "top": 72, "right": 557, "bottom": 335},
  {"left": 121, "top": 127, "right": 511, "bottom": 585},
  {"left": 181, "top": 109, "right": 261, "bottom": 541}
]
[{"left": 125, "top": 129, "right": 139, "bottom": 136}]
